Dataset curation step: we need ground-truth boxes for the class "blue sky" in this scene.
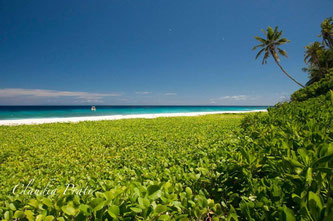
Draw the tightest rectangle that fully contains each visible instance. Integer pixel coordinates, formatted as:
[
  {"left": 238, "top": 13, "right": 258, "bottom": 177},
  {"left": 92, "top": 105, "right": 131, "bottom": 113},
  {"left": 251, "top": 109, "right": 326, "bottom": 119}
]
[{"left": 0, "top": 0, "right": 332, "bottom": 105}]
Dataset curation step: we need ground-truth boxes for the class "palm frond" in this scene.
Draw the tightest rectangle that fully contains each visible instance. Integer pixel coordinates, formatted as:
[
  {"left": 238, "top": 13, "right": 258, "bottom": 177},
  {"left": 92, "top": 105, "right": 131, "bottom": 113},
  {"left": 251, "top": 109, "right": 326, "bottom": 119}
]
[
  {"left": 275, "top": 31, "right": 283, "bottom": 41},
  {"left": 302, "top": 67, "right": 309, "bottom": 72},
  {"left": 277, "top": 48, "right": 288, "bottom": 58},
  {"left": 274, "top": 26, "right": 278, "bottom": 34},
  {"left": 304, "top": 54, "right": 310, "bottom": 64},
  {"left": 252, "top": 44, "right": 265, "bottom": 51},
  {"left": 254, "top": 36, "right": 266, "bottom": 44},
  {"left": 267, "top": 26, "right": 274, "bottom": 39},
  {"left": 255, "top": 48, "right": 265, "bottom": 59},
  {"left": 277, "top": 38, "right": 290, "bottom": 45},
  {"left": 262, "top": 51, "right": 270, "bottom": 65}
]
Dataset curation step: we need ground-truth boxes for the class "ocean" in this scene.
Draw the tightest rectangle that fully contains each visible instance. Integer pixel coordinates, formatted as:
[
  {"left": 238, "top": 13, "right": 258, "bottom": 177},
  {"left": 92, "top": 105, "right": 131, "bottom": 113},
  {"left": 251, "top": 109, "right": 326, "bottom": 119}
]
[{"left": 0, "top": 106, "right": 268, "bottom": 120}]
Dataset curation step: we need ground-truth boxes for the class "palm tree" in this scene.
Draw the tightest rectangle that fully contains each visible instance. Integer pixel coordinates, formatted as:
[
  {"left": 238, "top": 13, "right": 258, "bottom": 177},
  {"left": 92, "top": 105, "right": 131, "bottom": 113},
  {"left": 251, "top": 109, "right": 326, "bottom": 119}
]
[
  {"left": 304, "top": 42, "right": 323, "bottom": 65},
  {"left": 303, "top": 47, "right": 333, "bottom": 85},
  {"left": 319, "top": 17, "right": 333, "bottom": 49},
  {"left": 253, "top": 26, "right": 305, "bottom": 88}
]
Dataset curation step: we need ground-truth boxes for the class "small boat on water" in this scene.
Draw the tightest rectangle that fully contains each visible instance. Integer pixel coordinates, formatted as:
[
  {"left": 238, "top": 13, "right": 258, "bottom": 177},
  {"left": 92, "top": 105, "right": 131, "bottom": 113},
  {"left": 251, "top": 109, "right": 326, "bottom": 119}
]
[{"left": 91, "top": 106, "right": 96, "bottom": 111}]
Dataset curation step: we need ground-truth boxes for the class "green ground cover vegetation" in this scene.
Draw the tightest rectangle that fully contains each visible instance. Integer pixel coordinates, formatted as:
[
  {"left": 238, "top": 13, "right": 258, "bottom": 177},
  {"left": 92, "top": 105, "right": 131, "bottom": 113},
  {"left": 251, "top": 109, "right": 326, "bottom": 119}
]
[
  {"left": 0, "top": 84, "right": 332, "bottom": 220},
  {"left": 0, "top": 16, "right": 332, "bottom": 221}
]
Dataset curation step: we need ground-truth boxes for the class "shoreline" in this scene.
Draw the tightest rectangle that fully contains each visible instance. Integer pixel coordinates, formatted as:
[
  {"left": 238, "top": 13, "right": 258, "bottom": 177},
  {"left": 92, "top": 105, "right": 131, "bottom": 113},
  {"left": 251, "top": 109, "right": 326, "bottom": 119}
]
[{"left": 0, "top": 110, "right": 267, "bottom": 126}]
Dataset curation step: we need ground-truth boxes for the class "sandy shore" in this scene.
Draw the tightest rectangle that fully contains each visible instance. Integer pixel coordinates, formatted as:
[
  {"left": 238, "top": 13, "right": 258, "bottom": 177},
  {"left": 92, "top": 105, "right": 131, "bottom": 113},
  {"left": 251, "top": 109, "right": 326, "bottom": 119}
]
[{"left": 0, "top": 110, "right": 267, "bottom": 126}]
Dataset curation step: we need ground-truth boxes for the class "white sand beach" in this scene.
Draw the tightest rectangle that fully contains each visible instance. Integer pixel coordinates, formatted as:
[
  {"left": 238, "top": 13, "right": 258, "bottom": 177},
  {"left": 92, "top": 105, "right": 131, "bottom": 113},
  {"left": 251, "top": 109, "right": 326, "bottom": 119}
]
[{"left": 0, "top": 110, "right": 266, "bottom": 126}]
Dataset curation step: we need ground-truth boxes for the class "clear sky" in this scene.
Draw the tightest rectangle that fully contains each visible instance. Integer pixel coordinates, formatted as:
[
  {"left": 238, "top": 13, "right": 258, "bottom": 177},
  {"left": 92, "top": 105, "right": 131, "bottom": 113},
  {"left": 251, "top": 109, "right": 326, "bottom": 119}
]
[{"left": 1, "top": 0, "right": 332, "bottom": 105}]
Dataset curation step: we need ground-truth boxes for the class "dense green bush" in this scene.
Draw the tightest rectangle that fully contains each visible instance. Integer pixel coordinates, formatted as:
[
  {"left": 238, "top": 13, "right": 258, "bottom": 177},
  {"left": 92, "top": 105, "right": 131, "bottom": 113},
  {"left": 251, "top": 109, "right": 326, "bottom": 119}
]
[
  {"left": 215, "top": 91, "right": 333, "bottom": 220},
  {"left": 290, "top": 71, "right": 333, "bottom": 102}
]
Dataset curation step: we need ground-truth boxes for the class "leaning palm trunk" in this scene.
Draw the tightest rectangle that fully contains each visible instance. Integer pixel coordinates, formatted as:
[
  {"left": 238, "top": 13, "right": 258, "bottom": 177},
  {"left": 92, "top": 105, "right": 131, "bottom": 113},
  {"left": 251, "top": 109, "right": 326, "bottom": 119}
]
[{"left": 272, "top": 56, "right": 305, "bottom": 88}]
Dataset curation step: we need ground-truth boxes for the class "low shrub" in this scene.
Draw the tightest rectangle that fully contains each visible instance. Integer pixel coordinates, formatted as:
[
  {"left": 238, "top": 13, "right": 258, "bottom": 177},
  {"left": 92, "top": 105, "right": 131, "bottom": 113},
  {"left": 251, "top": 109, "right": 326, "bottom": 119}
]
[
  {"left": 290, "top": 71, "right": 333, "bottom": 102},
  {"left": 212, "top": 91, "right": 333, "bottom": 220}
]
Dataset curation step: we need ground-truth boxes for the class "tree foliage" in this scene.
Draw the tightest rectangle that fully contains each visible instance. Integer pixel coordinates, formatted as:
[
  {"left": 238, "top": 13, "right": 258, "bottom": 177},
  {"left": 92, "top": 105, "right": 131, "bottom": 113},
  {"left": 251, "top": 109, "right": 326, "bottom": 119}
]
[
  {"left": 304, "top": 17, "right": 333, "bottom": 85},
  {"left": 253, "top": 26, "right": 305, "bottom": 88}
]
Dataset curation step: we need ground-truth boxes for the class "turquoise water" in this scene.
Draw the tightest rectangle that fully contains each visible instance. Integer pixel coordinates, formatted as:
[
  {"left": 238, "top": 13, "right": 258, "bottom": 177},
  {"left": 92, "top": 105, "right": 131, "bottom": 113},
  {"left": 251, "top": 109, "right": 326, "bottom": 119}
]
[{"left": 0, "top": 106, "right": 268, "bottom": 120}]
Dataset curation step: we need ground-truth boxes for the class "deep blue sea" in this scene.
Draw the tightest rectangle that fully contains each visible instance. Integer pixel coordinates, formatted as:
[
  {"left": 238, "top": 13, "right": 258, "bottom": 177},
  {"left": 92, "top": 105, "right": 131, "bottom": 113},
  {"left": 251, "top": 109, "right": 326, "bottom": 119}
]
[{"left": 0, "top": 106, "right": 268, "bottom": 120}]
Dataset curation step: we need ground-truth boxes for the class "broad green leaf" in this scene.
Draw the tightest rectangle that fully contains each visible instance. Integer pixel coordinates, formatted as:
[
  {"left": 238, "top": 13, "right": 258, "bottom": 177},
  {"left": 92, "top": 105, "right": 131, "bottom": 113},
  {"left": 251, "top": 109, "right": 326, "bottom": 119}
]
[
  {"left": 45, "top": 216, "right": 55, "bottom": 221},
  {"left": 155, "top": 204, "right": 168, "bottom": 214},
  {"left": 282, "top": 205, "right": 296, "bottom": 221},
  {"left": 62, "top": 205, "right": 77, "bottom": 216},
  {"left": 9, "top": 203, "right": 16, "bottom": 210},
  {"left": 158, "top": 214, "right": 171, "bottom": 220},
  {"left": 148, "top": 185, "right": 160, "bottom": 196},
  {"left": 306, "top": 167, "right": 313, "bottom": 185},
  {"left": 13, "top": 211, "right": 25, "bottom": 219},
  {"left": 130, "top": 207, "right": 142, "bottom": 213},
  {"left": 283, "top": 157, "right": 304, "bottom": 168},
  {"left": 308, "top": 191, "right": 323, "bottom": 210},
  {"left": 185, "top": 187, "right": 192, "bottom": 195},
  {"left": 312, "top": 153, "right": 333, "bottom": 167},
  {"left": 108, "top": 205, "right": 120, "bottom": 218},
  {"left": 138, "top": 197, "right": 150, "bottom": 208}
]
